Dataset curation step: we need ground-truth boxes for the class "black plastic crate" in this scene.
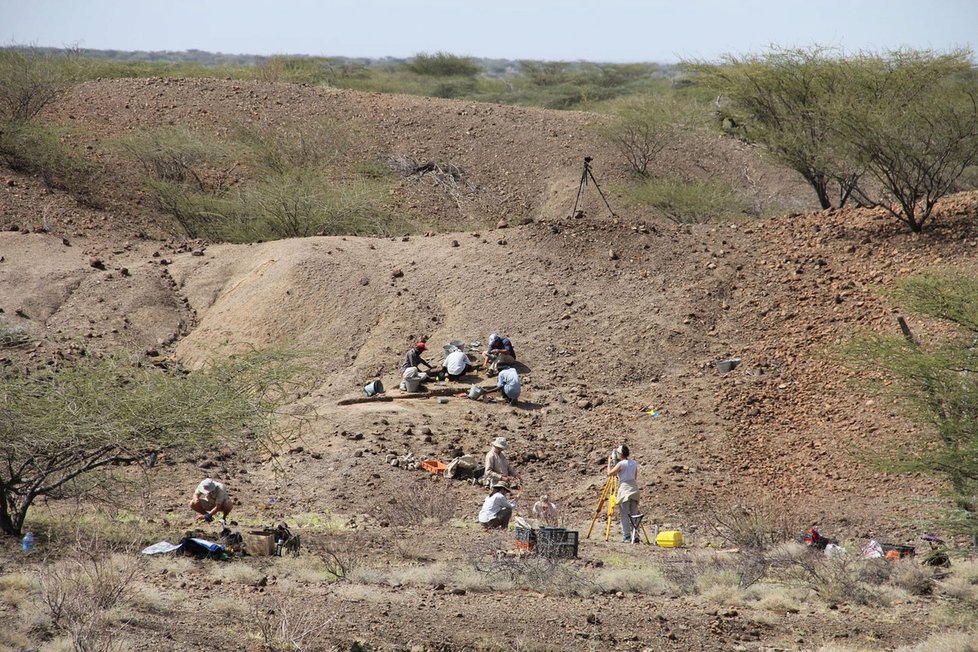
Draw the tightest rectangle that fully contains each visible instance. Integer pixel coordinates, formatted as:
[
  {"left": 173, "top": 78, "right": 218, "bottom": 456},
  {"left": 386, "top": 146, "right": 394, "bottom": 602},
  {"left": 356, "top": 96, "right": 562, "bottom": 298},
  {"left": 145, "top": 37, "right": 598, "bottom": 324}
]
[{"left": 535, "top": 527, "right": 579, "bottom": 558}]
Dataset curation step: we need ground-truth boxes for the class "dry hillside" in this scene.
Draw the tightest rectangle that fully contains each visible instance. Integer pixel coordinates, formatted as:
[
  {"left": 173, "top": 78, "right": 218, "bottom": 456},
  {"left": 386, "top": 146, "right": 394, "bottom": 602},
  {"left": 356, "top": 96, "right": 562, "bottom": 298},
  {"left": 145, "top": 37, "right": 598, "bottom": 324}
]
[{"left": 2, "top": 77, "right": 978, "bottom": 651}]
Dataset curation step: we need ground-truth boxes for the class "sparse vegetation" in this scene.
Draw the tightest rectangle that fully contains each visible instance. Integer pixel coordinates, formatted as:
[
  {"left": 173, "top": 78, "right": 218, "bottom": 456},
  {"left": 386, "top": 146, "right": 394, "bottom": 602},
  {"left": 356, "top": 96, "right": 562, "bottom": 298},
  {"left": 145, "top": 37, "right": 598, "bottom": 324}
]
[
  {"left": 0, "top": 121, "right": 102, "bottom": 205},
  {"left": 845, "top": 270, "right": 978, "bottom": 542},
  {"left": 624, "top": 175, "right": 749, "bottom": 223},
  {"left": 0, "top": 350, "right": 309, "bottom": 536}
]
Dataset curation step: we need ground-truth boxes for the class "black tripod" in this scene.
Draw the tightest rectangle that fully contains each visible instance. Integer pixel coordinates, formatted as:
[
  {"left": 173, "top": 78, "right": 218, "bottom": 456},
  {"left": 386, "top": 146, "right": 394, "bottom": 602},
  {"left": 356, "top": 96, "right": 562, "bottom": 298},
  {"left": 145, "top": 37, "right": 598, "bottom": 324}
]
[{"left": 571, "top": 156, "right": 617, "bottom": 219}]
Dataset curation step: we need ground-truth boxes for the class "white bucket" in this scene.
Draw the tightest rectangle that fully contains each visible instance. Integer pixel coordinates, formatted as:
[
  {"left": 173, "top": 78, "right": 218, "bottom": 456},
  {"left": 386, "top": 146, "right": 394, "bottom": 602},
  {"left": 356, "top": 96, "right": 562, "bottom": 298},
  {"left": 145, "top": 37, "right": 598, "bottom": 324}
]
[
  {"left": 403, "top": 377, "right": 422, "bottom": 393},
  {"left": 363, "top": 380, "right": 385, "bottom": 396}
]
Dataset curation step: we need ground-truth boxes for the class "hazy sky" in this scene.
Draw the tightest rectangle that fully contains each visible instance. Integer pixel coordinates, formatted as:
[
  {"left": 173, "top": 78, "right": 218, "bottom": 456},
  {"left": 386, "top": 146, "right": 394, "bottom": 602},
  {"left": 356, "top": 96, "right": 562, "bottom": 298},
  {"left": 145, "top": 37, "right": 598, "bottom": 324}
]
[{"left": 2, "top": 0, "right": 977, "bottom": 63}]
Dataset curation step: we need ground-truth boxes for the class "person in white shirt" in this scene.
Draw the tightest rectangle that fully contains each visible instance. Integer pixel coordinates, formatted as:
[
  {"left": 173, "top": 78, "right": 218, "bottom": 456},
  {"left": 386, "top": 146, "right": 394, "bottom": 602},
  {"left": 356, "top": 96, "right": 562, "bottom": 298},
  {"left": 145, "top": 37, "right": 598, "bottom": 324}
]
[
  {"left": 190, "top": 478, "right": 233, "bottom": 522},
  {"left": 442, "top": 349, "right": 473, "bottom": 381},
  {"left": 479, "top": 482, "right": 517, "bottom": 529},
  {"left": 607, "top": 445, "right": 641, "bottom": 543}
]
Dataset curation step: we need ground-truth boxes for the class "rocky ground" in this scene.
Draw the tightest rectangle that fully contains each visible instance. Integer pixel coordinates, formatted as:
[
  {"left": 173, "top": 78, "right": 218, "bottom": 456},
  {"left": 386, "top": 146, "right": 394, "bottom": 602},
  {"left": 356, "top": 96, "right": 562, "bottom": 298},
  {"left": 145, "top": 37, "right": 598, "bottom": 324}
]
[{"left": 1, "top": 78, "right": 977, "bottom": 651}]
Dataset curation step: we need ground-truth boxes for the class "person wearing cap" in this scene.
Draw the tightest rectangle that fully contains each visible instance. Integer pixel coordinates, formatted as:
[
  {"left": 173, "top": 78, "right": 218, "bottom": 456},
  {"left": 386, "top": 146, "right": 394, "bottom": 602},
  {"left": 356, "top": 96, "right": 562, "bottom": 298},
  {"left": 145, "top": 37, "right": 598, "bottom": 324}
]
[
  {"left": 478, "top": 482, "right": 517, "bottom": 529},
  {"left": 607, "top": 445, "right": 641, "bottom": 543},
  {"left": 486, "top": 333, "right": 517, "bottom": 376},
  {"left": 190, "top": 478, "right": 233, "bottom": 522},
  {"left": 483, "top": 436, "right": 519, "bottom": 488},
  {"left": 400, "top": 342, "right": 432, "bottom": 390},
  {"left": 401, "top": 342, "right": 433, "bottom": 374},
  {"left": 483, "top": 367, "right": 521, "bottom": 405}
]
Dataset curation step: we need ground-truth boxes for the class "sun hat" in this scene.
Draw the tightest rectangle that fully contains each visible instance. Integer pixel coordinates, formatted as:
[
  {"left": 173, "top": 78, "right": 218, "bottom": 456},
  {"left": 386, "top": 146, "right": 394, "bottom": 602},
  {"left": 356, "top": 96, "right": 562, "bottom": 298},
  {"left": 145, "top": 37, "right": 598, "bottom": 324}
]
[
  {"left": 415, "top": 342, "right": 427, "bottom": 350},
  {"left": 491, "top": 437, "right": 508, "bottom": 449},
  {"left": 491, "top": 481, "right": 511, "bottom": 492},
  {"left": 200, "top": 479, "right": 219, "bottom": 494}
]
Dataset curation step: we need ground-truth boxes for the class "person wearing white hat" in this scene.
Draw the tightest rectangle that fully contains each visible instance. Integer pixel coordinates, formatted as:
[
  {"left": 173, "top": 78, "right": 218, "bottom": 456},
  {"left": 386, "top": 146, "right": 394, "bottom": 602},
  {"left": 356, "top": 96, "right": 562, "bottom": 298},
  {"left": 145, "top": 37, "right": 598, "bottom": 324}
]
[
  {"left": 478, "top": 481, "right": 517, "bottom": 529},
  {"left": 482, "top": 436, "right": 520, "bottom": 488},
  {"left": 190, "top": 478, "right": 233, "bottom": 522}
]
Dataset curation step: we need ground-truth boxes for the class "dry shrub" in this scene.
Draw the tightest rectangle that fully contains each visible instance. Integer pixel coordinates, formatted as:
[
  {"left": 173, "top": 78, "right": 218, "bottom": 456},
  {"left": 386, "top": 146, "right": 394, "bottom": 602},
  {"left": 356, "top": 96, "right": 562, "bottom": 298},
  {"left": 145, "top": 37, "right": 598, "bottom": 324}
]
[
  {"left": 37, "top": 543, "right": 141, "bottom": 652},
  {"left": 708, "top": 502, "right": 800, "bottom": 551},
  {"left": 250, "top": 595, "right": 328, "bottom": 652},
  {"left": 888, "top": 558, "right": 936, "bottom": 596},
  {"left": 372, "top": 480, "right": 458, "bottom": 527},
  {"left": 779, "top": 551, "right": 887, "bottom": 606},
  {"left": 467, "top": 539, "right": 592, "bottom": 596}
]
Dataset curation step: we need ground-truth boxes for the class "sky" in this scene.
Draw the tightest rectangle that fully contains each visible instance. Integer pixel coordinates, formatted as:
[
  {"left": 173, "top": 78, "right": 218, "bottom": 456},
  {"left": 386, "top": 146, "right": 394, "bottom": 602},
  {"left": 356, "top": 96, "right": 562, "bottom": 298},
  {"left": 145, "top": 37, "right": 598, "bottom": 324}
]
[{"left": 2, "top": 0, "right": 977, "bottom": 63}]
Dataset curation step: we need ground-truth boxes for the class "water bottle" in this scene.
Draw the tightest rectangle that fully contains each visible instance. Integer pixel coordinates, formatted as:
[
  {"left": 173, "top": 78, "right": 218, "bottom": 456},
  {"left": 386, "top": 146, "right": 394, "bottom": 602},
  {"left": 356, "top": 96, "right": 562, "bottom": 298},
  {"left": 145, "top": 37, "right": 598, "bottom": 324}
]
[{"left": 21, "top": 532, "right": 34, "bottom": 554}]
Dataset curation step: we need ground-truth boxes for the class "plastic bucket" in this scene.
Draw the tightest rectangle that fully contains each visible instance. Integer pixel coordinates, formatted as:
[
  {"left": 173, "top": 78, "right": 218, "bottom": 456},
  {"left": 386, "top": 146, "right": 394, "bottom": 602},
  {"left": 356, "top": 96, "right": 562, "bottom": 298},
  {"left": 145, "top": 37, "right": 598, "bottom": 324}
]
[
  {"left": 403, "top": 377, "right": 422, "bottom": 392},
  {"left": 363, "top": 380, "right": 385, "bottom": 396},
  {"left": 468, "top": 385, "right": 484, "bottom": 399}
]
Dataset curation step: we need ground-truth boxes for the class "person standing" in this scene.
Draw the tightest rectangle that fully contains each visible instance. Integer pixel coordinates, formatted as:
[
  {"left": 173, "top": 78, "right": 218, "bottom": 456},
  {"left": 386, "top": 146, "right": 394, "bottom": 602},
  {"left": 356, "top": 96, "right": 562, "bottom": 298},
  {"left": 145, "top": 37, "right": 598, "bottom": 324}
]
[
  {"left": 190, "top": 478, "right": 233, "bottom": 522},
  {"left": 479, "top": 482, "right": 517, "bottom": 529},
  {"left": 607, "top": 445, "right": 640, "bottom": 543}
]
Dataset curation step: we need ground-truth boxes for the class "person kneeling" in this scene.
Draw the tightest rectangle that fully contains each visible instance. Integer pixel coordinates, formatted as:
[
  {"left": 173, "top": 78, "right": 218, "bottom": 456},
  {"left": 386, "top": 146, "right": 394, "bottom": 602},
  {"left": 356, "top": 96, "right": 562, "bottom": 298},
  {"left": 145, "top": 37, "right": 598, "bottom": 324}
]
[
  {"left": 190, "top": 478, "right": 233, "bottom": 522},
  {"left": 479, "top": 482, "right": 516, "bottom": 529}
]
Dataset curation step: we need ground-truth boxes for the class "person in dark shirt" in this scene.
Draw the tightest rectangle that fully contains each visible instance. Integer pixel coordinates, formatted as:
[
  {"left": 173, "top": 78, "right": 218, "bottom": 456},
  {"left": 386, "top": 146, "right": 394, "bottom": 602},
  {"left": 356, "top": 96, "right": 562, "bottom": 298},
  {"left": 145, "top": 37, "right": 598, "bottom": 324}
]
[
  {"left": 486, "top": 332, "right": 516, "bottom": 375},
  {"left": 400, "top": 342, "right": 432, "bottom": 373}
]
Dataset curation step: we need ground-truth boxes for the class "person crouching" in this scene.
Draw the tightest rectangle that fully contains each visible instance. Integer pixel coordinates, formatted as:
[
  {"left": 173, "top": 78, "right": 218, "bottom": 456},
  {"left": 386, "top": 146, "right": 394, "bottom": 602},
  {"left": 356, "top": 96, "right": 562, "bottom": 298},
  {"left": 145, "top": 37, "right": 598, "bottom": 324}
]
[
  {"left": 190, "top": 478, "right": 233, "bottom": 522},
  {"left": 479, "top": 482, "right": 517, "bottom": 529}
]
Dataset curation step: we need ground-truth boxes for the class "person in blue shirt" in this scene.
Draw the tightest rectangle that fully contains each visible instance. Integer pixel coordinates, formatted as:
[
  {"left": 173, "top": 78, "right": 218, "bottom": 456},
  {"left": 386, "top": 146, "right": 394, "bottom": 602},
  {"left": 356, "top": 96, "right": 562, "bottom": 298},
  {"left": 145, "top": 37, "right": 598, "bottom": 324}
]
[
  {"left": 486, "top": 332, "right": 516, "bottom": 375},
  {"left": 484, "top": 367, "right": 521, "bottom": 404}
]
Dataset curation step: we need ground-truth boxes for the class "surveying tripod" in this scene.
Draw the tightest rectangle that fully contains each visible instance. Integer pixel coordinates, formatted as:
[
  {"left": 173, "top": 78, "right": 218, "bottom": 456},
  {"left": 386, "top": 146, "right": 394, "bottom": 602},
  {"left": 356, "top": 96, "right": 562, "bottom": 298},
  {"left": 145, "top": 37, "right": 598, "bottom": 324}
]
[
  {"left": 585, "top": 474, "right": 651, "bottom": 543},
  {"left": 570, "top": 156, "right": 617, "bottom": 219}
]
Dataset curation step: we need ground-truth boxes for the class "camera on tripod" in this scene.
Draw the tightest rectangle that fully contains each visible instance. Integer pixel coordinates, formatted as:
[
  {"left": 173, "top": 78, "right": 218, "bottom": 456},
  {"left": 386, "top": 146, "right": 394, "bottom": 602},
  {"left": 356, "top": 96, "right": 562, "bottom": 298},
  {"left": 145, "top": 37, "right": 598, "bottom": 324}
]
[
  {"left": 608, "top": 446, "right": 621, "bottom": 465},
  {"left": 571, "top": 156, "right": 616, "bottom": 219}
]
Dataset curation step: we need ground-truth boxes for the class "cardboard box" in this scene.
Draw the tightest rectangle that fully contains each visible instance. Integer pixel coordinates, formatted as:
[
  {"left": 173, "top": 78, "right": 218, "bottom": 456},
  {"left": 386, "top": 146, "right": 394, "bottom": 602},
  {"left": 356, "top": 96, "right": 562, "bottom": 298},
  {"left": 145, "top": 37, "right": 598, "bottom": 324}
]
[{"left": 243, "top": 530, "right": 276, "bottom": 556}]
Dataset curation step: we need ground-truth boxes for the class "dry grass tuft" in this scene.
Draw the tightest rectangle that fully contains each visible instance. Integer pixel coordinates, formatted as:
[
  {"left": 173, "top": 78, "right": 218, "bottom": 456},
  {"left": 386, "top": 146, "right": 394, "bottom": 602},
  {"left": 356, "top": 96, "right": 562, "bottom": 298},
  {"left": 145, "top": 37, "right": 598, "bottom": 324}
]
[
  {"left": 894, "top": 630, "right": 978, "bottom": 652},
  {"left": 0, "top": 571, "right": 37, "bottom": 607}
]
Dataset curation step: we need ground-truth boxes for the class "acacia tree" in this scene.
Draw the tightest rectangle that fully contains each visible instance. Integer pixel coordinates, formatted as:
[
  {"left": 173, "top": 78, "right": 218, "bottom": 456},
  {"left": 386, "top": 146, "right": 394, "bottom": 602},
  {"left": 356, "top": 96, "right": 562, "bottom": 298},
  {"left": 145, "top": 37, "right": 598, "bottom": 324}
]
[
  {"left": 598, "top": 94, "right": 690, "bottom": 177},
  {"left": 833, "top": 50, "right": 978, "bottom": 232},
  {"left": 0, "top": 351, "right": 308, "bottom": 537},
  {"left": 688, "top": 47, "right": 978, "bottom": 230},
  {"left": 846, "top": 271, "right": 978, "bottom": 542},
  {"left": 687, "top": 47, "right": 860, "bottom": 210}
]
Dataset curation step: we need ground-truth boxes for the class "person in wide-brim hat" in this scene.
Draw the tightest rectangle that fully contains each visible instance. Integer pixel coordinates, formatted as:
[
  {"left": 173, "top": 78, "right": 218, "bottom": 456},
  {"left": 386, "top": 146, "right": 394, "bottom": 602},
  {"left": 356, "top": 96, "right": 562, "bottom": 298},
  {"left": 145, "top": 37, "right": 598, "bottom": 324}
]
[
  {"left": 482, "top": 436, "right": 519, "bottom": 489},
  {"left": 479, "top": 481, "right": 517, "bottom": 529}
]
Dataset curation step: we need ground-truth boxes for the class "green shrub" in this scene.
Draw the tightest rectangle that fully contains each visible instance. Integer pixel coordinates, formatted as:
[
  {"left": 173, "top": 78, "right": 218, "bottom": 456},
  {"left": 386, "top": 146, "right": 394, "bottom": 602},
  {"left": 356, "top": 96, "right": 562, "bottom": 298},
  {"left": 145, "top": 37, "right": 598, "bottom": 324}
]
[
  {"left": 625, "top": 176, "right": 748, "bottom": 223},
  {"left": 407, "top": 52, "right": 480, "bottom": 77},
  {"left": 142, "top": 178, "right": 238, "bottom": 239},
  {"left": 597, "top": 94, "right": 694, "bottom": 176},
  {"left": 0, "top": 121, "right": 101, "bottom": 205},
  {"left": 120, "top": 126, "right": 237, "bottom": 191},
  {"left": 229, "top": 172, "right": 398, "bottom": 241},
  {"left": 233, "top": 120, "right": 344, "bottom": 175}
]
